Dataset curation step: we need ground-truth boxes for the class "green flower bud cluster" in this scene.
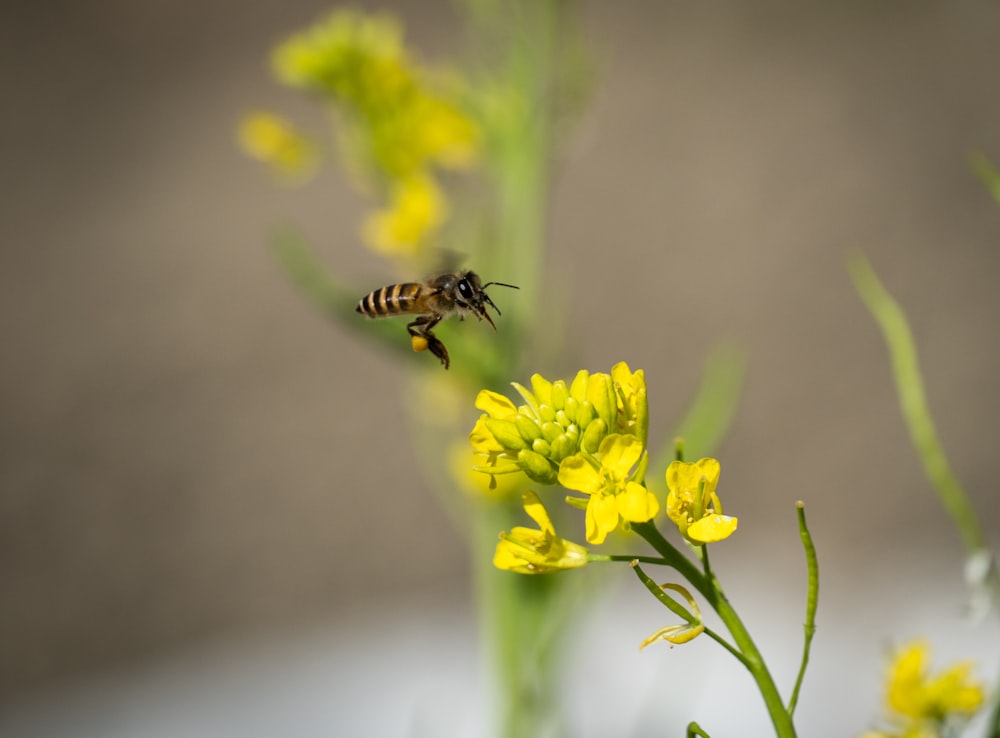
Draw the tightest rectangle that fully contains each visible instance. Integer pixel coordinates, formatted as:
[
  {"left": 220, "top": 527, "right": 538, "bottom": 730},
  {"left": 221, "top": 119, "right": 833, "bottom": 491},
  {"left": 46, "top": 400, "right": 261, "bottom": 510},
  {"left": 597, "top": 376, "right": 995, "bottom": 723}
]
[{"left": 471, "top": 363, "right": 648, "bottom": 488}]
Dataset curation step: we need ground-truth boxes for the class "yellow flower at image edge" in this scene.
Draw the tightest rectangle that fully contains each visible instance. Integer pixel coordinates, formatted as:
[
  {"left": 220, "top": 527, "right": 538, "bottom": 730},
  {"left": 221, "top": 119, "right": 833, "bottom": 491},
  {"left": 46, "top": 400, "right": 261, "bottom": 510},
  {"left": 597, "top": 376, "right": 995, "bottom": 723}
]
[
  {"left": 558, "top": 434, "right": 659, "bottom": 545},
  {"left": 665, "top": 457, "right": 738, "bottom": 544},
  {"left": 886, "top": 640, "right": 984, "bottom": 722},
  {"left": 494, "top": 491, "right": 589, "bottom": 574},
  {"left": 362, "top": 174, "right": 446, "bottom": 256}
]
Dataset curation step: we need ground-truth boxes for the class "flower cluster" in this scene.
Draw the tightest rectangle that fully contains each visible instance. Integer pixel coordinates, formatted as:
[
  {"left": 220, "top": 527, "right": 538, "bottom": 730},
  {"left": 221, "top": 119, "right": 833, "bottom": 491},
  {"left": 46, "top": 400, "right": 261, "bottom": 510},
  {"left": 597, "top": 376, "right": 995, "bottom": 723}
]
[
  {"left": 471, "top": 362, "right": 739, "bottom": 570},
  {"left": 244, "top": 9, "right": 480, "bottom": 256},
  {"left": 860, "top": 640, "right": 985, "bottom": 738}
]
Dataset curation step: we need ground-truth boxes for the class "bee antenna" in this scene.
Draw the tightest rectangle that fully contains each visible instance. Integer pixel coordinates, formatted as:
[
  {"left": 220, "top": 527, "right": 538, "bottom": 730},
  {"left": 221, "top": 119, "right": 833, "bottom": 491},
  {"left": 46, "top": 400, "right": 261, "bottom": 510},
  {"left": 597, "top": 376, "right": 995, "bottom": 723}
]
[{"left": 482, "top": 282, "right": 520, "bottom": 291}]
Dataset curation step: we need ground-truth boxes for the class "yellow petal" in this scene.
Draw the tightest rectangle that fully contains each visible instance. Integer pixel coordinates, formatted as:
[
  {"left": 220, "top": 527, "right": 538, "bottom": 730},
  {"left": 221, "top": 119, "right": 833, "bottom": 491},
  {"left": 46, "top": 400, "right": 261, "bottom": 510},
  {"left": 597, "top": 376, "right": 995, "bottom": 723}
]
[
  {"left": 557, "top": 455, "right": 601, "bottom": 495},
  {"left": 687, "top": 514, "right": 738, "bottom": 543},
  {"left": 586, "top": 494, "right": 619, "bottom": 545},
  {"left": 619, "top": 481, "right": 659, "bottom": 523},
  {"left": 475, "top": 390, "right": 518, "bottom": 419},
  {"left": 598, "top": 434, "right": 643, "bottom": 475},
  {"left": 521, "top": 491, "right": 554, "bottom": 535}
]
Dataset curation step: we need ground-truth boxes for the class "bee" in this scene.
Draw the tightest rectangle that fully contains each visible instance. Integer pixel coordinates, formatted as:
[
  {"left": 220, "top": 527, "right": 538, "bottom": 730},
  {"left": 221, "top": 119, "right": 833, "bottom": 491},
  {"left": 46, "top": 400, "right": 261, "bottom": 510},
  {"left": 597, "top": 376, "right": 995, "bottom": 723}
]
[{"left": 356, "top": 270, "right": 519, "bottom": 369}]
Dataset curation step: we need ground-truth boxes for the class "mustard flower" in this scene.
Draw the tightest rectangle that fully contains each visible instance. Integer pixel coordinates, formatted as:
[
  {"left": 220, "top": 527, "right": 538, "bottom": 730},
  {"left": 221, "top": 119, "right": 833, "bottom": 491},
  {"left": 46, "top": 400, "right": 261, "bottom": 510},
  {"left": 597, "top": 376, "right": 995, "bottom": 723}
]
[
  {"left": 860, "top": 640, "right": 985, "bottom": 738},
  {"left": 887, "top": 640, "right": 984, "bottom": 720},
  {"left": 266, "top": 9, "right": 480, "bottom": 258},
  {"left": 237, "top": 111, "right": 319, "bottom": 183},
  {"left": 558, "top": 434, "right": 659, "bottom": 545},
  {"left": 494, "top": 491, "right": 589, "bottom": 574},
  {"left": 665, "top": 458, "right": 738, "bottom": 544}
]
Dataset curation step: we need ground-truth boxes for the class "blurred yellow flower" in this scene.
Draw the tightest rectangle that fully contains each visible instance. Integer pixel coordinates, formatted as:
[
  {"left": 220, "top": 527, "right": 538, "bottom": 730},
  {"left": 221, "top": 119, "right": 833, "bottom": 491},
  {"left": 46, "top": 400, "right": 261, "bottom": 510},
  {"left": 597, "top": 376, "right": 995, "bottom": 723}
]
[
  {"left": 665, "top": 458, "right": 738, "bottom": 544},
  {"left": 494, "top": 491, "right": 589, "bottom": 574},
  {"left": 265, "top": 8, "right": 481, "bottom": 258},
  {"left": 860, "top": 640, "right": 985, "bottom": 737},
  {"left": 237, "top": 111, "right": 318, "bottom": 183},
  {"left": 361, "top": 173, "right": 446, "bottom": 255},
  {"left": 887, "top": 640, "right": 984, "bottom": 721}
]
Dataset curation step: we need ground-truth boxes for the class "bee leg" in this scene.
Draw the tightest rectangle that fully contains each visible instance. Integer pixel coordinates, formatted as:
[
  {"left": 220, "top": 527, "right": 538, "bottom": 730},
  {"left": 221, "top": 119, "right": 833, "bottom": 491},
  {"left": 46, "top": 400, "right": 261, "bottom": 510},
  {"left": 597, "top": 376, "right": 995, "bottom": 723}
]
[{"left": 407, "top": 315, "right": 450, "bottom": 370}]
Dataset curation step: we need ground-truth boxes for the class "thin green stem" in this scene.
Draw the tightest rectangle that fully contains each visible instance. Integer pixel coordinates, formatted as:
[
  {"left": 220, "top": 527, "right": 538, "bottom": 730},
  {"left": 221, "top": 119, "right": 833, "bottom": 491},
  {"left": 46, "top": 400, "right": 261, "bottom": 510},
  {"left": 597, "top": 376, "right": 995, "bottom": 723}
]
[
  {"left": 849, "top": 254, "right": 985, "bottom": 553},
  {"left": 786, "top": 502, "right": 818, "bottom": 717},
  {"left": 631, "top": 521, "right": 797, "bottom": 738}
]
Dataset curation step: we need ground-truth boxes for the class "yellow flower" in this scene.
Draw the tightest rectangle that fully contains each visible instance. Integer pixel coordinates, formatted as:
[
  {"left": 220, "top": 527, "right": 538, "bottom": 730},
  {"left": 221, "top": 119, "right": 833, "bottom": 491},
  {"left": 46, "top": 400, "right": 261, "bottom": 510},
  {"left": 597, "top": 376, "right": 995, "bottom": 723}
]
[
  {"left": 361, "top": 173, "right": 446, "bottom": 255},
  {"left": 665, "top": 458, "right": 738, "bottom": 544},
  {"left": 237, "top": 111, "right": 319, "bottom": 183},
  {"left": 494, "top": 491, "right": 589, "bottom": 574},
  {"left": 558, "top": 434, "right": 659, "bottom": 545},
  {"left": 886, "top": 640, "right": 984, "bottom": 721}
]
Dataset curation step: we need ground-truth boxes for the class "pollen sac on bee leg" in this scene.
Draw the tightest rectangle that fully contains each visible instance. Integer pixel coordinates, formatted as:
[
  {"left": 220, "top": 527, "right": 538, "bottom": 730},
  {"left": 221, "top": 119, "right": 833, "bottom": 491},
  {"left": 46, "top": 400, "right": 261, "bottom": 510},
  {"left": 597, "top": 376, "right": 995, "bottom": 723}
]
[{"left": 411, "top": 335, "right": 429, "bottom": 353}]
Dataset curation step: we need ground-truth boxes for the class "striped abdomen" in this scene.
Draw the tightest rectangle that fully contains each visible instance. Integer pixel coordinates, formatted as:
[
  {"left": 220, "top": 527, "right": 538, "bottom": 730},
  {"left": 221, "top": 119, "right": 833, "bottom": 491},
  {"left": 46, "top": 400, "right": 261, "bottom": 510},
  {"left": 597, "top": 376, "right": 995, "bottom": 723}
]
[{"left": 356, "top": 283, "right": 425, "bottom": 318}]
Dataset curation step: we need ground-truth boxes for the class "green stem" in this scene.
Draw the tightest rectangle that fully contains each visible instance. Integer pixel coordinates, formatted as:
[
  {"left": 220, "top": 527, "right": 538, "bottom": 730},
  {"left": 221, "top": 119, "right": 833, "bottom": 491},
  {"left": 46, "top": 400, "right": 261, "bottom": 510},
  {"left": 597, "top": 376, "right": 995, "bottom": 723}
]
[
  {"left": 687, "top": 722, "right": 713, "bottom": 738},
  {"left": 630, "top": 559, "right": 747, "bottom": 667},
  {"left": 632, "top": 521, "right": 798, "bottom": 738},
  {"left": 786, "top": 502, "right": 818, "bottom": 717},
  {"left": 848, "top": 254, "right": 985, "bottom": 553}
]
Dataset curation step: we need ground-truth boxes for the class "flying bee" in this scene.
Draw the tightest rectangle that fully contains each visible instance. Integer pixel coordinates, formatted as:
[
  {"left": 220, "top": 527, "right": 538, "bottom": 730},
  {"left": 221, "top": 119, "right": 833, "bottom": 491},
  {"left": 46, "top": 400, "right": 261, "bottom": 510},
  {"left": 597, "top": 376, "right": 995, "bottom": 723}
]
[{"left": 356, "top": 270, "right": 519, "bottom": 369}]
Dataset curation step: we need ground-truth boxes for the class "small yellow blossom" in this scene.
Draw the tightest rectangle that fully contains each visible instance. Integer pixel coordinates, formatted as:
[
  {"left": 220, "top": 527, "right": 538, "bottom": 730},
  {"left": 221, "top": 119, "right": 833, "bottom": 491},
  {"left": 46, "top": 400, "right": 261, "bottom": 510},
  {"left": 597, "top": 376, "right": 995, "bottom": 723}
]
[
  {"left": 558, "top": 434, "right": 659, "bottom": 545},
  {"left": 494, "top": 491, "right": 589, "bottom": 574},
  {"left": 638, "top": 582, "right": 705, "bottom": 650},
  {"left": 665, "top": 458, "right": 738, "bottom": 544},
  {"left": 237, "top": 111, "right": 319, "bottom": 183},
  {"left": 361, "top": 173, "right": 446, "bottom": 255},
  {"left": 861, "top": 640, "right": 985, "bottom": 738},
  {"left": 887, "top": 640, "right": 984, "bottom": 720}
]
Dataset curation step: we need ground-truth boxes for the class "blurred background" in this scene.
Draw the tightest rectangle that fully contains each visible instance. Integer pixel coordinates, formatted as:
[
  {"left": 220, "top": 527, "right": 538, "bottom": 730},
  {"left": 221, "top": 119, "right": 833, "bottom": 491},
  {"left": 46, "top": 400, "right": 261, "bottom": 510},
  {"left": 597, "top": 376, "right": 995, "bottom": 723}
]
[{"left": 2, "top": 0, "right": 999, "bottom": 735}]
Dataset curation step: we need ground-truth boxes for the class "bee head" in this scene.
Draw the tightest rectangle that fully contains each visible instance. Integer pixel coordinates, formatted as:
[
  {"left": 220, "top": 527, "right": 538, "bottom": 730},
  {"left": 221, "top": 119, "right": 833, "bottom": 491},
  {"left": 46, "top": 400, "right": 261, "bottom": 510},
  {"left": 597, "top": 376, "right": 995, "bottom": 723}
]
[{"left": 457, "top": 271, "right": 519, "bottom": 331}]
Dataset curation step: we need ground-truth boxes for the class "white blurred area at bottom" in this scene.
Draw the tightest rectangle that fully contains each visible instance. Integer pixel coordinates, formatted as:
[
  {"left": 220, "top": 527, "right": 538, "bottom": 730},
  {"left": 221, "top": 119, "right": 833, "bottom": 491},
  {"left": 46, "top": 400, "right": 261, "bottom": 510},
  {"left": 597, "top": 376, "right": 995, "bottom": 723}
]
[{"left": 1, "top": 580, "right": 996, "bottom": 738}]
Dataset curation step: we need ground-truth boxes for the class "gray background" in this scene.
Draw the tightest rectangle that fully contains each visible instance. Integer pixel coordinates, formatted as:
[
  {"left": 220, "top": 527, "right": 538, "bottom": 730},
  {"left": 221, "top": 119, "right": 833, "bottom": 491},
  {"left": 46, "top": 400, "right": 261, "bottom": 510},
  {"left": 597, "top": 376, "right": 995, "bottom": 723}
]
[{"left": 2, "top": 0, "right": 999, "bottom": 734}]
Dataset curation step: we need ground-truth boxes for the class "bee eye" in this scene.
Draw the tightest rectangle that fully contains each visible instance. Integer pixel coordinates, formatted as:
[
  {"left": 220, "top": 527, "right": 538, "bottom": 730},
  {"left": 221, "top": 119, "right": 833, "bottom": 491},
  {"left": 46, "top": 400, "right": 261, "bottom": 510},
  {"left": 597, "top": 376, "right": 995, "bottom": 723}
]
[{"left": 457, "top": 280, "right": 473, "bottom": 300}]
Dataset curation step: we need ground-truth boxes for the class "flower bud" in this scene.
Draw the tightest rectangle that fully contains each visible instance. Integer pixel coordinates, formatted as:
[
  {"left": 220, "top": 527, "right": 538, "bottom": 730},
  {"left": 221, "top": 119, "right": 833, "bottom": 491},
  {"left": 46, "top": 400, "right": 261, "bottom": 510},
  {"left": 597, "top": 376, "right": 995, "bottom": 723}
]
[
  {"left": 486, "top": 418, "right": 527, "bottom": 450},
  {"left": 540, "top": 421, "right": 562, "bottom": 443},
  {"left": 549, "top": 433, "right": 577, "bottom": 462},
  {"left": 581, "top": 418, "right": 608, "bottom": 453},
  {"left": 518, "top": 448, "right": 558, "bottom": 485},
  {"left": 551, "top": 380, "right": 569, "bottom": 410},
  {"left": 569, "top": 369, "right": 589, "bottom": 404},
  {"left": 587, "top": 373, "right": 616, "bottom": 431},
  {"left": 529, "top": 373, "right": 553, "bottom": 407},
  {"left": 515, "top": 414, "right": 542, "bottom": 443},
  {"left": 563, "top": 396, "right": 580, "bottom": 424},
  {"left": 531, "top": 438, "right": 551, "bottom": 456}
]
